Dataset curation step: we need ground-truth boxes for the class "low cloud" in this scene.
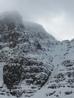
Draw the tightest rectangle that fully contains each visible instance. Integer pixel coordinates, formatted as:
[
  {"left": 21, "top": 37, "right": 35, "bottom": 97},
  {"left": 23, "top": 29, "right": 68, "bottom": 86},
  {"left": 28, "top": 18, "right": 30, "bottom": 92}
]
[{"left": 0, "top": 0, "right": 74, "bottom": 40}]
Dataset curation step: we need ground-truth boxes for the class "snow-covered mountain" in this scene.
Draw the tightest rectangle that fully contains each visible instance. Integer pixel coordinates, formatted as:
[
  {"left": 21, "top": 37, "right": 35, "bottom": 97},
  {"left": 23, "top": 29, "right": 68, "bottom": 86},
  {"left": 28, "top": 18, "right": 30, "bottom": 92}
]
[{"left": 0, "top": 12, "right": 74, "bottom": 98}]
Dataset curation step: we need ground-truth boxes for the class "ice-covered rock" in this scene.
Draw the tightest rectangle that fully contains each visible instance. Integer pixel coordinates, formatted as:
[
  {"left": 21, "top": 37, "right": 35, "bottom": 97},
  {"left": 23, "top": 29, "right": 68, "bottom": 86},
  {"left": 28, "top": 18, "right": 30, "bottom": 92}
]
[
  {"left": 0, "top": 12, "right": 74, "bottom": 98},
  {"left": 0, "top": 12, "right": 55, "bottom": 97}
]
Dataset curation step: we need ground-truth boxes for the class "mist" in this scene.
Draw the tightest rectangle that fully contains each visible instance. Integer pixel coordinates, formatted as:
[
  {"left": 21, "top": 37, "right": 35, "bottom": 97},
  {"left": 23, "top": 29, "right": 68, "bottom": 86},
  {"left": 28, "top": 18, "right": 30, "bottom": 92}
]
[{"left": 0, "top": 0, "right": 74, "bottom": 41}]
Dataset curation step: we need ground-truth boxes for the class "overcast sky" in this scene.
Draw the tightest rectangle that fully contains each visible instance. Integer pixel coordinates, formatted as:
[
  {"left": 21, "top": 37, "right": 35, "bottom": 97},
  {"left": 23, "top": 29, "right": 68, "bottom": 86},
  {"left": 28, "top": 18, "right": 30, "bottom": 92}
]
[{"left": 0, "top": 0, "right": 74, "bottom": 41}]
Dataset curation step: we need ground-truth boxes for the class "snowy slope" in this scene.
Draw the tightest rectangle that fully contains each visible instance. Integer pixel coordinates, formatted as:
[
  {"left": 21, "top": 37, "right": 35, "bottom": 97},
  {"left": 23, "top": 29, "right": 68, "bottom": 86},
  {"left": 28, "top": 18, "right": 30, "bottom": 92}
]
[
  {"left": 30, "top": 40, "right": 74, "bottom": 98},
  {"left": 0, "top": 12, "right": 74, "bottom": 98}
]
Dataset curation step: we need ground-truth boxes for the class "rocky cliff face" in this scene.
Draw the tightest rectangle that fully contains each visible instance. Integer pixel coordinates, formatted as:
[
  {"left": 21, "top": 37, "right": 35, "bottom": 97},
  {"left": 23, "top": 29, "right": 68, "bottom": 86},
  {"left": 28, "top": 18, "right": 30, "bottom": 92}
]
[
  {"left": 0, "top": 12, "right": 55, "bottom": 97},
  {"left": 0, "top": 12, "right": 74, "bottom": 98}
]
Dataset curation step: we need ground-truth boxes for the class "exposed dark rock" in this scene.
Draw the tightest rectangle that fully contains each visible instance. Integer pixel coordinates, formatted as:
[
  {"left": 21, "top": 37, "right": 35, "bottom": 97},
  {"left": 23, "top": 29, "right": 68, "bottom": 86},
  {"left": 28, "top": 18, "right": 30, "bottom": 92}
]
[
  {"left": 65, "top": 91, "right": 72, "bottom": 95},
  {"left": 3, "top": 57, "right": 50, "bottom": 96},
  {"left": 62, "top": 60, "right": 74, "bottom": 67},
  {"left": 48, "top": 84, "right": 57, "bottom": 89}
]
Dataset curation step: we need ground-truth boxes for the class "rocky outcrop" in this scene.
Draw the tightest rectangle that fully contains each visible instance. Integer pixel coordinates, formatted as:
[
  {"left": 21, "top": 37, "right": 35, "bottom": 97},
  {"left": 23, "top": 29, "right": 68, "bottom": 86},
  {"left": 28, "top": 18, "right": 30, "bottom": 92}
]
[
  {"left": 3, "top": 57, "right": 50, "bottom": 90},
  {"left": 45, "top": 59, "right": 74, "bottom": 98}
]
